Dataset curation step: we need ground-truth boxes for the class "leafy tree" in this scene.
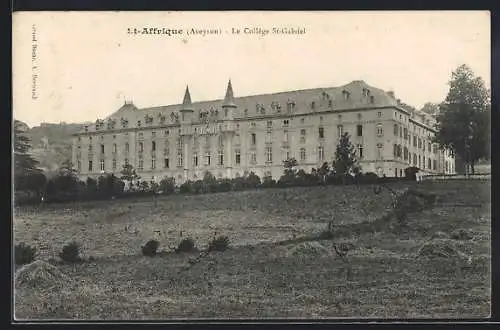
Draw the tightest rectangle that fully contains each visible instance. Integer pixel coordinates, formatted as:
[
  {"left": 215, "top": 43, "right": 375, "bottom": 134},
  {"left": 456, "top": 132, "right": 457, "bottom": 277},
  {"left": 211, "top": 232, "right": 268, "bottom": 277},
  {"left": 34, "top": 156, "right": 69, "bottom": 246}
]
[
  {"left": 159, "top": 177, "right": 175, "bottom": 195},
  {"left": 435, "top": 64, "right": 490, "bottom": 174},
  {"left": 13, "top": 120, "right": 40, "bottom": 177},
  {"left": 120, "top": 163, "right": 140, "bottom": 190},
  {"left": 317, "top": 162, "right": 331, "bottom": 183},
  {"left": 420, "top": 102, "right": 440, "bottom": 116},
  {"left": 332, "top": 133, "right": 360, "bottom": 179},
  {"left": 245, "top": 171, "right": 261, "bottom": 188},
  {"left": 283, "top": 157, "right": 298, "bottom": 177}
]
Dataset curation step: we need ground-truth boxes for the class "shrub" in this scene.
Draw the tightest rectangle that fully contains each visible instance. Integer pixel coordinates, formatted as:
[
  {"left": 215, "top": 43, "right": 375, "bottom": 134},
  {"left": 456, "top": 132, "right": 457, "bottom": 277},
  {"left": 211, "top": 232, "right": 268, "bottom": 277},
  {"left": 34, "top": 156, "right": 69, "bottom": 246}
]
[
  {"left": 142, "top": 239, "right": 160, "bottom": 257},
  {"left": 208, "top": 235, "right": 230, "bottom": 252},
  {"left": 175, "top": 237, "right": 197, "bottom": 253},
  {"left": 357, "top": 172, "right": 380, "bottom": 184},
  {"left": 59, "top": 241, "right": 82, "bottom": 263},
  {"left": 15, "top": 242, "right": 37, "bottom": 266},
  {"left": 451, "top": 228, "right": 474, "bottom": 240},
  {"left": 404, "top": 166, "right": 420, "bottom": 181}
]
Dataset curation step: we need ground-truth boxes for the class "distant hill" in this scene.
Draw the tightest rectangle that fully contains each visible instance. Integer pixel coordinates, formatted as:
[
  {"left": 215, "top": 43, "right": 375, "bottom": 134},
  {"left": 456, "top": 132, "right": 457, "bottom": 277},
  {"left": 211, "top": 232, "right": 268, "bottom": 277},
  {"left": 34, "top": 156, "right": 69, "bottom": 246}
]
[{"left": 14, "top": 120, "right": 88, "bottom": 172}]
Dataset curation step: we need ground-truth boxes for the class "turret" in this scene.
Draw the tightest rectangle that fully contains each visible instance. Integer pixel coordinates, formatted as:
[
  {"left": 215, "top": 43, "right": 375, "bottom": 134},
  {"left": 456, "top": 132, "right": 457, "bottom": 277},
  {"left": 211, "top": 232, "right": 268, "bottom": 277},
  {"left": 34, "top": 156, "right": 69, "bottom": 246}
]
[
  {"left": 179, "top": 85, "right": 194, "bottom": 124},
  {"left": 222, "top": 79, "right": 237, "bottom": 120}
]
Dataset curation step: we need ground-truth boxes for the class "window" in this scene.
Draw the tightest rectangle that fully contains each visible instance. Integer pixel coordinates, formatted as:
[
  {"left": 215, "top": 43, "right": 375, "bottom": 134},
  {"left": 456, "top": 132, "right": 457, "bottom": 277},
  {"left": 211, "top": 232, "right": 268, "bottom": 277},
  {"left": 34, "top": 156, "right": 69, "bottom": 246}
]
[
  {"left": 329, "top": 100, "right": 333, "bottom": 107},
  {"left": 428, "top": 142, "right": 432, "bottom": 152},
  {"left": 205, "top": 151, "right": 211, "bottom": 166},
  {"left": 138, "top": 157, "right": 144, "bottom": 171},
  {"left": 357, "top": 113, "right": 362, "bottom": 120},
  {"left": 357, "top": 125, "right": 363, "bottom": 137},
  {"left": 139, "top": 142, "right": 144, "bottom": 153},
  {"left": 300, "top": 129, "right": 306, "bottom": 143},
  {"left": 377, "top": 111, "right": 382, "bottom": 118},
  {"left": 218, "top": 150, "right": 224, "bottom": 165},
  {"left": 251, "top": 133, "right": 256, "bottom": 145},
  {"left": 418, "top": 138, "right": 422, "bottom": 149},
  {"left": 318, "top": 146, "right": 325, "bottom": 161},
  {"left": 403, "top": 147, "right": 408, "bottom": 161},
  {"left": 218, "top": 135, "right": 224, "bottom": 146},
  {"left": 177, "top": 150, "right": 183, "bottom": 167},
  {"left": 267, "top": 121, "right": 273, "bottom": 130},
  {"left": 113, "top": 143, "right": 117, "bottom": 153},
  {"left": 125, "top": 142, "right": 129, "bottom": 153},
  {"left": 244, "top": 109, "right": 248, "bottom": 116},
  {"left": 337, "top": 125, "right": 343, "bottom": 138},
  {"left": 151, "top": 156, "right": 156, "bottom": 169},
  {"left": 138, "top": 132, "right": 143, "bottom": 138},
  {"left": 251, "top": 122, "right": 256, "bottom": 128},
  {"left": 377, "top": 124, "right": 383, "bottom": 137},
  {"left": 100, "top": 159, "right": 105, "bottom": 171},
  {"left": 377, "top": 143, "right": 383, "bottom": 159},
  {"left": 413, "top": 154, "right": 417, "bottom": 166},
  {"left": 164, "top": 157, "right": 170, "bottom": 168},
  {"left": 266, "top": 146, "right": 273, "bottom": 162},
  {"left": 112, "top": 159, "right": 117, "bottom": 170},
  {"left": 152, "top": 141, "right": 156, "bottom": 151},
  {"left": 300, "top": 118, "right": 305, "bottom": 124},
  {"left": 224, "top": 109, "right": 228, "bottom": 117},
  {"left": 403, "top": 128, "right": 408, "bottom": 140},
  {"left": 357, "top": 145, "right": 364, "bottom": 159},
  {"left": 413, "top": 136, "right": 417, "bottom": 147},
  {"left": 394, "top": 124, "right": 398, "bottom": 136},
  {"left": 300, "top": 148, "right": 306, "bottom": 161},
  {"left": 311, "top": 101, "right": 315, "bottom": 109},
  {"left": 283, "top": 119, "right": 290, "bottom": 127},
  {"left": 88, "top": 160, "right": 93, "bottom": 172},
  {"left": 235, "top": 149, "right": 241, "bottom": 165},
  {"left": 77, "top": 161, "right": 81, "bottom": 171},
  {"left": 428, "top": 158, "right": 432, "bottom": 169},
  {"left": 423, "top": 156, "right": 426, "bottom": 169},
  {"left": 251, "top": 152, "right": 257, "bottom": 164},
  {"left": 400, "top": 169, "right": 403, "bottom": 177},
  {"left": 100, "top": 144, "right": 105, "bottom": 154},
  {"left": 316, "top": 127, "right": 323, "bottom": 139},
  {"left": 433, "top": 159, "right": 437, "bottom": 170},
  {"left": 193, "top": 152, "right": 198, "bottom": 167},
  {"left": 282, "top": 131, "right": 289, "bottom": 142},
  {"left": 433, "top": 144, "right": 438, "bottom": 154},
  {"left": 152, "top": 131, "right": 156, "bottom": 138},
  {"left": 395, "top": 168, "right": 398, "bottom": 177},
  {"left": 399, "top": 126, "right": 402, "bottom": 138},
  {"left": 418, "top": 155, "right": 421, "bottom": 168},
  {"left": 164, "top": 130, "right": 170, "bottom": 136}
]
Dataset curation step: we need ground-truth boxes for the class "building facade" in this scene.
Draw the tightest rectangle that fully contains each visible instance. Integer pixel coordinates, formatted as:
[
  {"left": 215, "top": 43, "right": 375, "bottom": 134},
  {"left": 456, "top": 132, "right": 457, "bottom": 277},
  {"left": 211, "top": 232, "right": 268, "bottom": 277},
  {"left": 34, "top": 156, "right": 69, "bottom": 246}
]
[{"left": 72, "top": 80, "right": 455, "bottom": 184}]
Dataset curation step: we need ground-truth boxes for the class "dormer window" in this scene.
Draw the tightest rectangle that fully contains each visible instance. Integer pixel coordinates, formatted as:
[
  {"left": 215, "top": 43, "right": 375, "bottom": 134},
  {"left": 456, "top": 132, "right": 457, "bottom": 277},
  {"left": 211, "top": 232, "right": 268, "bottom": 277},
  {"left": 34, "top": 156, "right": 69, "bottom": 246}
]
[
  {"left": 362, "top": 88, "right": 371, "bottom": 97},
  {"left": 328, "top": 99, "right": 333, "bottom": 107},
  {"left": 357, "top": 113, "right": 362, "bottom": 120},
  {"left": 322, "top": 91, "right": 330, "bottom": 100},
  {"left": 84, "top": 125, "right": 88, "bottom": 132},
  {"left": 286, "top": 100, "right": 295, "bottom": 113},
  {"left": 370, "top": 95, "right": 375, "bottom": 104},
  {"left": 137, "top": 120, "right": 142, "bottom": 127},
  {"left": 311, "top": 101, "right": 316, "bottom": 109},
  {"left": 342, "top": 90, "right": 350, "bottom": 101},
  {"left": 244, "top": 109, "right": 248, "bottom": 116}
]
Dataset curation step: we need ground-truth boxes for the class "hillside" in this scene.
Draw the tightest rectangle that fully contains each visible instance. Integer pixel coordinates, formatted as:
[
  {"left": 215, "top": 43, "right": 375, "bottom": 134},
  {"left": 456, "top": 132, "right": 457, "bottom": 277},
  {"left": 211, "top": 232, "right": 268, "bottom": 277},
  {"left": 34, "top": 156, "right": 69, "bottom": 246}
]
[{"left": 15, "top": 121, "right": 87, "bottom": 171}]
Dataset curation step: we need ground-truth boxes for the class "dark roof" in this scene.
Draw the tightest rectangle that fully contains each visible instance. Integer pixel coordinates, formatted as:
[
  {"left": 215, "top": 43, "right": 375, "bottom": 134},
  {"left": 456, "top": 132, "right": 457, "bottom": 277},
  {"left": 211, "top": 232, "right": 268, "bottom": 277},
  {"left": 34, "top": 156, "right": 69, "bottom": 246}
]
[{"left": 90, "top": 80, "right": 401, "bottom": 133}]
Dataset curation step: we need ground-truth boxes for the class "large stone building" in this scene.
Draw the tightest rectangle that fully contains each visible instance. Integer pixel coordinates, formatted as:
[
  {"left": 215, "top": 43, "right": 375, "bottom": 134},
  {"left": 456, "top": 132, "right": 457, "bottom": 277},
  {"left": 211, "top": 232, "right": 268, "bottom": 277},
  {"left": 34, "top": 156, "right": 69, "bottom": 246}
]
[{"left": 72, "top": 80, "right": 455, "bottom": 184}]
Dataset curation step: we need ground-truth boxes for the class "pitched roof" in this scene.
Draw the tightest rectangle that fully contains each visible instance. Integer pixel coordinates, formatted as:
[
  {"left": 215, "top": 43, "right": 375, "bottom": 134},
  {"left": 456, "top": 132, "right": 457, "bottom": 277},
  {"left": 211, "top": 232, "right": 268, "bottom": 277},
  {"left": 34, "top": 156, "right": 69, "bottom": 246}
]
[
  {"left": 91, "top": 80, "right": 401, "bottom": 132},
  {"left": 181, "top": 85, "right": 194, "bottom": 111}
]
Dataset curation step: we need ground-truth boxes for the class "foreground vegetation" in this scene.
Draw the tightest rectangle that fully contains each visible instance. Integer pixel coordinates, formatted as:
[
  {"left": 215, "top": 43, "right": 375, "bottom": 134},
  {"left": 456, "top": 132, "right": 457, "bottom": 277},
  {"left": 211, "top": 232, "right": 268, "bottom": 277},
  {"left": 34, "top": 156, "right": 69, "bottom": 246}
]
[{"left": 14, "top": 179, "right": 490, "bottom": 319}]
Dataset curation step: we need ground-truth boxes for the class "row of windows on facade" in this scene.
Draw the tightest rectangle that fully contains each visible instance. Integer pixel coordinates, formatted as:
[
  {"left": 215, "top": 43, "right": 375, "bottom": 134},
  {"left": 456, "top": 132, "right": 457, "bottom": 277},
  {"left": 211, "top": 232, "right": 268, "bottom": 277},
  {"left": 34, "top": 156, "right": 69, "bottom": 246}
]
[
  {"left": 393, "top": 124, "right": 438, "bottom": 153},
  {"left": 78, "top": 145, "right": 333, "bottom": 172},
  {"left": 393, "top": 144, "right": 439, "bottom": 171},
  {"left": 79, "top": 123, "right": 374, "bottom": 156}
]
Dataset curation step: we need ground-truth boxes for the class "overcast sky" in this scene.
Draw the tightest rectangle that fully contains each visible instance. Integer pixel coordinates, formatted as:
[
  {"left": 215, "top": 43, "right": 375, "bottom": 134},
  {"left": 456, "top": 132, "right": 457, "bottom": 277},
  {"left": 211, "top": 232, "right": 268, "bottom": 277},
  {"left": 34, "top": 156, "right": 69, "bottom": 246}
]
[{"left": 13, "top": 11, "right": 490, "bottom": 128}]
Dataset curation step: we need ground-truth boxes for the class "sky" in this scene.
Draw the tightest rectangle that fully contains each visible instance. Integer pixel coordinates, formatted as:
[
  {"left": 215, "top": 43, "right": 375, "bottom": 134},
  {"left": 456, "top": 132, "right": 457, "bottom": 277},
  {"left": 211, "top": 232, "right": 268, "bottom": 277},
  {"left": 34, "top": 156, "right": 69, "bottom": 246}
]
[{"left": 13, "top": 11, "right": 490, "bottom": 128}]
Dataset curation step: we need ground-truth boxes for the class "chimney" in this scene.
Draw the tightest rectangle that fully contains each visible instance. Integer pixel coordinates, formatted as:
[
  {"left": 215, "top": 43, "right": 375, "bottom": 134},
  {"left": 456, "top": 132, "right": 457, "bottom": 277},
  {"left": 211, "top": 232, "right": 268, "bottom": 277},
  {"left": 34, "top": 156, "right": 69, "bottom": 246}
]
[{"left": 387, "top": 91, "right": 395, "bottom": 99}]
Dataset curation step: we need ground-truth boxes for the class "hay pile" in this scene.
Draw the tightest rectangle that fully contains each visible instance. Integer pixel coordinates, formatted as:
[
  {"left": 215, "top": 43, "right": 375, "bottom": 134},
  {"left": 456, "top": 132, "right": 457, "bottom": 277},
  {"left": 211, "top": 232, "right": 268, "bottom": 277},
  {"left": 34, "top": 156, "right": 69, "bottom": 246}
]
[
  {"left": 15, "top": 260, "right": 71, "bottom": 291},
  {"left": 286, "top": 241, "right": 333, "bottom": 258},
  {"left": 417, "top": 239, "right": 468, "bottom": 260}
]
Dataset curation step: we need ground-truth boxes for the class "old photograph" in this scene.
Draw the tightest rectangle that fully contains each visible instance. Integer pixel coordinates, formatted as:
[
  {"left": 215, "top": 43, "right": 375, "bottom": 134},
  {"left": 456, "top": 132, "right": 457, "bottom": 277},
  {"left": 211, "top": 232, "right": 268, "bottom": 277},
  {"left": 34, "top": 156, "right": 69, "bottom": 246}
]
[{"left": 12, "top": 11, "right": 491, "bottom": 320}]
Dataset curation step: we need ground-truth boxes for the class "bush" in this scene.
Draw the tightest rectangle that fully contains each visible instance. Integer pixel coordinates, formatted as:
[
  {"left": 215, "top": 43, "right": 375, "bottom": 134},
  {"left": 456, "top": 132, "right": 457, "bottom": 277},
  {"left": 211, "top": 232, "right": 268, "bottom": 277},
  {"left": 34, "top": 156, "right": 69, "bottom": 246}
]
[
  {"left": 59, "top": 241, "right": 82, "bottom": 263},
  {"left": 15, "top": 242, "right": 37, "bottom": 266},
  {"left": 142, "top": 239, "right": 160, "bottom": 257},
  {"left": 405, "top": 166, "right": 420, "bottom": 181},
  {"left": 207, "top": 235, "right": 230, "bottom": 252},
  {"left": 175, "top": 237, "right": 197, "bottom": 253},
  {"left": 357, "top": 172, "right": 380, "bottom": 184}
]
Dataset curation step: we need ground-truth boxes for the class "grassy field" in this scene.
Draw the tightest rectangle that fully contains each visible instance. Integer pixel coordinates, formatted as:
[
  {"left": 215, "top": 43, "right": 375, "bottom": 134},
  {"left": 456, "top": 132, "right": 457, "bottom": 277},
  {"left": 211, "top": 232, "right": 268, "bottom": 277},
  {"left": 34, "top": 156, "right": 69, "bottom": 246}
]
[{"left": 13, "top": 180, "right": 491, "bottom": 319}]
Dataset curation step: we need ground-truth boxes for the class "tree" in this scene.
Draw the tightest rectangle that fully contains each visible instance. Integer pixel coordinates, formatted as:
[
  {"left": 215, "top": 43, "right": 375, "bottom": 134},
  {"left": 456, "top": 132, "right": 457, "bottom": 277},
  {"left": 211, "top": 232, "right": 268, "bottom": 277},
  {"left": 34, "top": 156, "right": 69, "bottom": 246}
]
[
  {"left": 317, "top": 162, "right": 331, "bottom": 183},
  {"left": 420, "top": 102, "right": 440, "bottom": 116},
  {"left": 14, "top": 120, "right": 41, "bottom": 180},
  {"left": 332, "top": 132, "right": 360, "bottom": 179},
  {"left": 283, "top": 157, "right": 298, "bottom": 177},
  {"left": 159, "top": 177, "right": 175, "bottom": 195},
  {"left": 120, "top": 164, "right": 140, "bottom": 191},
  {"left": 434, "top": 64, "right": 490, "bottom": 174}
]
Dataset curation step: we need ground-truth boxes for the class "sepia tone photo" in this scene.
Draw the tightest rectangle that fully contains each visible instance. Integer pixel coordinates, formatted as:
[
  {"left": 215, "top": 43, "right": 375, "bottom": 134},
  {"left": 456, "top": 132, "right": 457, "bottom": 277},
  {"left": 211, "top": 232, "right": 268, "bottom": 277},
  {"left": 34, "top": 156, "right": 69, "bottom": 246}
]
[{"left": 12, "top": 11, "right": 491, "bottom": 320}]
